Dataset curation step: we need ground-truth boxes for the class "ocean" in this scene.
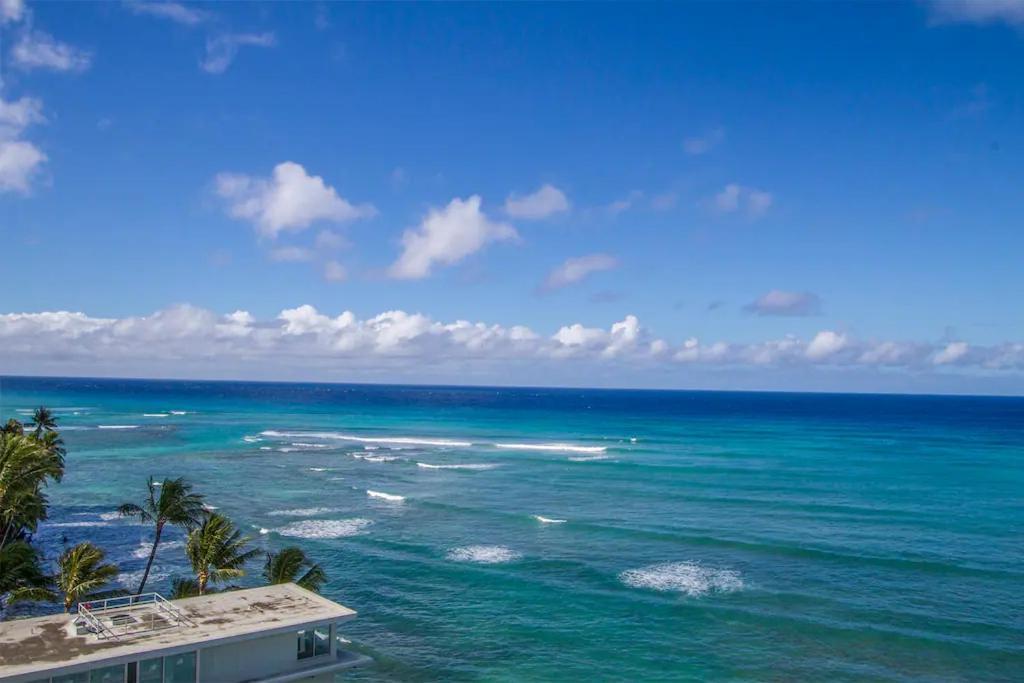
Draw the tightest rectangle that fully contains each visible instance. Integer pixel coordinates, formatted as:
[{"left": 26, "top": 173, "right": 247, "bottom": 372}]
[{"left": 2, "top": 376, "right": 1022, "bottom": 681}]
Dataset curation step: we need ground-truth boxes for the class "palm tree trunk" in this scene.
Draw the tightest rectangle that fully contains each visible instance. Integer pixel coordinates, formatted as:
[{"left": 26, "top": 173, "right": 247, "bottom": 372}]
[
  {"left": 137, "top": 523, "right": 163, "bottom": 595},
  {"left": 198, "top": 572, "right": 208, "bottom": 595}
]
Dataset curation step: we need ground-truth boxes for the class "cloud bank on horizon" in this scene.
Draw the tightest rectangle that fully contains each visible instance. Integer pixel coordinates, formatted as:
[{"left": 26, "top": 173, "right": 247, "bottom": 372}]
[{"left": 1, "top": 305, "right": 1020, "bottom": 390}]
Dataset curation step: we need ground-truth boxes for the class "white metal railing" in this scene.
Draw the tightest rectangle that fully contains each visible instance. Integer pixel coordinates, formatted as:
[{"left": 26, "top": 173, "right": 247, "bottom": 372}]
[{"left": 78, "top": 592, "right": 195, "bottom": 640}]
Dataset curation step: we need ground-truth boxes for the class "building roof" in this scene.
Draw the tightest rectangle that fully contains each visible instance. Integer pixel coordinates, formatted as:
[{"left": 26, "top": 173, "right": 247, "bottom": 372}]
[{"left": 0, "top": 583, "right": 356, "bottom": 680}]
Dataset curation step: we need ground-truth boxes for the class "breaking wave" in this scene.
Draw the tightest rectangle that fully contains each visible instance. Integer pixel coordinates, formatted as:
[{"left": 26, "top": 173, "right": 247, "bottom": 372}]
[
  {"left": 416, "top": 462, "right": 498, "bottom": 470},
  {"left": 98, "top": 425, "right": 139, "bottom": 430},
  {"left": 494, "top": 442, "right": 606, "bottom": 454},
  {"left": 619, "top": 562, "right": 743, "bottom": 597},
  {"left": 267, "top": 507, "right": 341, "bottom": 517},
  {"left": 446, "top": 545, "right": 522, "bottom": 564},
  {"left": 532, "top": 515, "right": 567, "bottom": 524},
  {"left": 260, "top": 430, "right": 472, "bottom": 448},
  {"left": 367, "top": 490, "right": 405, "bottom": 503},
  {"left": 143, "top": 413, "right": 169, "bottom": 417},
  {"left": 276, "top": 518, "right": 372, "bottom": 539}
]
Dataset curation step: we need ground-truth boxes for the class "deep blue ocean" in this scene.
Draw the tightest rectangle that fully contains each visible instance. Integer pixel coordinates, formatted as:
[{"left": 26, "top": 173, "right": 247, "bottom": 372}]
[{"left": 2, "top": 376, "right": 1022, "bottom": 681}]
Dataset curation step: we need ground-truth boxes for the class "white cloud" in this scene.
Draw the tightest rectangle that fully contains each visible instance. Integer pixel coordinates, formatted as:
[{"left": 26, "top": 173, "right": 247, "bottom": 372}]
[
  {"left": 1, "top": 0, "right": 24, "bottom": 24},
  {"left": 201, "top": 32, "right": 275, "bottom": 74},
  {"left": 605, "top": 190, "right": 642, "bottom": 216},
  {"left": 124, "top": 1, "right": 211, "bottom": 25},
  {"left": 1, "top": 306, "right": 1020, "bottom": 382},
  {"left": 389, "top": 195, "right": 517, "bottom": 279},
  {"left": 0, "top": 96, "right": 46, "bottom": 194},
  {"left": 806, "top": 331, "right": 848, "bottom": 360},
  {"left": 683, "top": 126, "right": 725, "bottom": 155},
  {"left": 745, "top": 290, "right": 821, "bottom": 317},
  {"left": 0, "top": 140, "right": 46, "bottom": 193},
  {"left": 934, "top": 341, "right": 969, "bottom": 365},
  {"left": 926, "top": 0, "right": 1024, "bottom": 27},
  {"left": 504, "top": 184, "right": 570, "bottom": 219},
  {"left": 711, "top": 183, "right": 773, "bottom": 218},
  {"left": 323, "top": 261, "right": 347, "bottom": 282},
  {"left": 215, "top": 161, "right": 375, "bottom": 238},
  {"left": 543, "top": 254, "right": 618, "bottom": 290},
  {"left": 12, "top": 30, "right": 92, "bottom": 72}
]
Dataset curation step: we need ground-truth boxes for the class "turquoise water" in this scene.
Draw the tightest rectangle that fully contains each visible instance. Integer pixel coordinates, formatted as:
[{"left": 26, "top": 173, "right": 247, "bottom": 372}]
[{"left": 3, "top": 377, "right": 1022, "bottom": 681}]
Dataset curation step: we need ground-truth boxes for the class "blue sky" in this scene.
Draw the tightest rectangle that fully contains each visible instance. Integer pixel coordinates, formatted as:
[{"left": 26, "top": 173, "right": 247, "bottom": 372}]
[{"left": 1, "top": 1, "right": 1022, "bottom": 393}]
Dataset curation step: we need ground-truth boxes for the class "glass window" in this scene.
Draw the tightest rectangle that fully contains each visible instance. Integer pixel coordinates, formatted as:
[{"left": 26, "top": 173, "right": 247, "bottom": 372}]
[
  {"left": 314, "top": 626, "right": 330, "bottom": 656},
  {"left": 90, "top": 664, "right": 126, "bottom": 683},
  {"left": 297, "top": 628, "right": 316, "bottom": 659},
  {"left": 139, "top": 658, "right": 163, "bottom": 683},
  {"left": 163, "top": 652, "right": 196, "bottom": 683},
  {"left": 53, "top": 674, "right": 89, "bottom": 683}
]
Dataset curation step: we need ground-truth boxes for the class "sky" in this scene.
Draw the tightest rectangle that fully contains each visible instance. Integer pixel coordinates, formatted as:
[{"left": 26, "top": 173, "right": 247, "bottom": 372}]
[{"left": 1, "top": 0, "right": 1022, "bottom": 394}]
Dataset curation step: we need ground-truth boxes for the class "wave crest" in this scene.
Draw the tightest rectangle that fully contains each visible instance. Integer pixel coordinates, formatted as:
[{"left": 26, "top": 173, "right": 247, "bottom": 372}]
[
  {"left": 619, "top": 562, "right": 743, "bottom": 597},
  {"left": 276, "top": 518, "right": 372, "bottom": 539},
  {"left": 494, "top": 442, "right": 606, "bottom": 454},
  {"left": 446, "top": 545, "right": 521, "bottom": 564}
]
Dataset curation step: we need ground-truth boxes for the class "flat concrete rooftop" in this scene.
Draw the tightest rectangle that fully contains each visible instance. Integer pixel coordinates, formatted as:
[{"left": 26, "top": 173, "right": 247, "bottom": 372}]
[{"left": 0, "top": 583, "right": 356, "bottom": 680}]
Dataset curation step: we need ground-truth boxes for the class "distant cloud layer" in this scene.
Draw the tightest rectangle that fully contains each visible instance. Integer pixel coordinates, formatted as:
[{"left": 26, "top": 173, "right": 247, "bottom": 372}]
[
  {"left": 745, "top": 290, "right": 822, "bottom": 317},
  {"left": 1, "top": 306, "right": 1020, "bottom": 384},
  {"left": 0, "top": 96, "right": 47, "bottom": 193},
  {"left": 504, "top": 184, "right": 570, "bottom": 219}
]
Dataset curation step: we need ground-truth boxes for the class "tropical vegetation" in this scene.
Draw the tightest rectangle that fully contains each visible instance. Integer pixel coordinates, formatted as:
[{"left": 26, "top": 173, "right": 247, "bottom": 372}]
[{"left": 0, "top": 407, "right": 329, "bottom": 621}]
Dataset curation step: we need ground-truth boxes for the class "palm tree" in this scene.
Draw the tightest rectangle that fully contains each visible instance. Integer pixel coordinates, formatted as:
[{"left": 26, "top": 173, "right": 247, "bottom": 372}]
[
  {"left": 56, "top": 542, "right": 119, "bottom": 612},
  {"left": 118, "top": 477, "right": 206, "bottom": 594},
  {"left": 0, "top": 541, "right": 54, "bottom": 616},
  {"left": 0, "top": 419, "right": 23, "bottom": 436},
  {"left": 28, "top": 407, "right": 58, "bottom": 439},
  {"left": 185, "top": 513, "right": 259, "bottom": 595},
  {"left": 0, "top": 433, "right": 65, "bottom": 552},
  {"left": 263, "top": 547, "right": 327, "bottom": 593}
]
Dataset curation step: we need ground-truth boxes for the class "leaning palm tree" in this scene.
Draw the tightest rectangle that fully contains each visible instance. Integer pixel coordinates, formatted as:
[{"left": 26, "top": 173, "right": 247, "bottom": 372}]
[
  {"left": 263, "top": 547, "right": 327, "bottom": 593},
  {"left": 56, "top": 542, "right": 119, "bottom": 612},
  {"left": 27, "top": 407, "right": 58, "bottom": 439},
  {"left": 118, "top": 477, "right": 206, "bottom": 594},
  {"left": 185, "top": 513, "right": 259, "bottom": 595}
]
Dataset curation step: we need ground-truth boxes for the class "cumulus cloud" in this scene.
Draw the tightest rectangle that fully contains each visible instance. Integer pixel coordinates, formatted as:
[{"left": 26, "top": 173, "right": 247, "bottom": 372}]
[
  {"left": 201, "top": 32, "right": 275, "bottom": 74},
  {"left": 0, "top": 96, "right": 47, "bottom": 194},
  {"left": 543, "top": 254, "right": 618, "bottom": 291},
  {"left": 926, "top": 0, "right": 1024, "bottom": 27},
  {"left": 711, "top": 183, "right": 773, "bottom": 218},
  {"left": 745, "top": 290, "right": 822, "bottom": 317},
  {"left": 1, "top": 0, "right": 24, "bottom": 24},
  {"left": 323, "top": 261, "right": 347, "bottom": 282},
  {"left": 215, "top": 161, "right": 375, "bottom": 238},
  {"left": 683, "top": 126, "right": 725, "bottom": 155},
  {"left": 124, "top": 1, "right": 211, "bottom": 25},
  {"left": 389, "top": 195, "right": 517, "bottom": 279},
  {"left": 504, "top": 184, "right": 570, "bottom": 219},
  {"left": 1, "top": 306, "right": 1021, "bottom": 382},
  {"left": 12, "top": 29, "right": 92, "bottom": 72}
]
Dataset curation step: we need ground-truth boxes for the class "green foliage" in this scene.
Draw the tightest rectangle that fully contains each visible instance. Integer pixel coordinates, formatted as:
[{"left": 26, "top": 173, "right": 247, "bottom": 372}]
[
  {"left": 185, "top": 513, "right": 260, "bottom": 594},
  {"left": 118, "top": 476, "right": 206, "bottom": 594},
  {"left": 56, "top": 542, "right": 119, "bottom": 612},
  {"left": 264, "top": 547, "right": 327, "bottom": 593}
]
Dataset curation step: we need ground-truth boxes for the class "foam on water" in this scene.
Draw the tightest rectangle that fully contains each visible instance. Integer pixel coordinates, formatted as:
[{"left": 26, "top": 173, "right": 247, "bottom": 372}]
[
  {"left": 291, "top": 442, "right": 331, "bottom": 449},
  {"left": 568, "top": 454, "right": 611, "bottom": 462},
  {"left": 533, "top": 515, "right": 567, "bottom": 524},
  {"left": 98, "top": 425, "right": 139, "bottom": 430},
  {"left": 48, "top": 521, "right": 111, "bottom": 528},
  {"left": 132, "top": 540, "right": 183, "bottom": 559},
  {"left": 367, "top": 489, "right": 405, "bottom": 503},
  {"left": 494, "top": 442, "right": 607, "bottom": 454},
  {"left": 416, "top": 462, "right": 498, "bottom": 470},
  {"left": 260, "top": 430, "right": 472, "bottom": 448},
  {"left": 352, "top": 453, "right": 402, "bottom": 463},
  {"left": 308, "top": 467, "right": 327, "bottom": 472},
  {"left": 143, "top": 413, "right": 169, "bottom": 417},
  {"left": 619, "top": 562, "right": 743, "bottom": 597},
  {"left": 276, "top": 518, "right": 372, "bottom": 539},
  {"left": 242, "top": 435, "right": 262, "bottom": 443},
  {"left": 267, "top": 507, "right": 340, "bottom": 517},
  {"left": 118, "top": 569, "right": 169, "bottom": 589},
  {"left": 169, "top": 411, "right": 189, "bottom": 415},
  {"left": 446, "top": 545, "right": 522, "bottom": 564}
]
